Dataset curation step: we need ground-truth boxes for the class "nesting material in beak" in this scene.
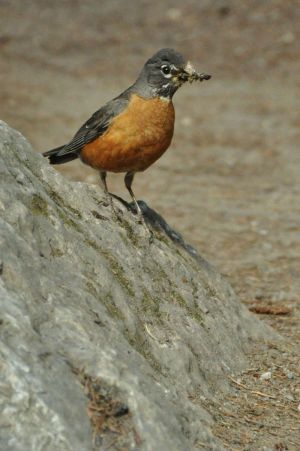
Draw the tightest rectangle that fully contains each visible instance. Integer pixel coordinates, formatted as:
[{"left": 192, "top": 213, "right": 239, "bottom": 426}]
[
  {"left": 184, "top": 61, "right": 196, "bottom": 76},
  {"left": 182, "top": 61, "right": 212, "bottom": 83}
]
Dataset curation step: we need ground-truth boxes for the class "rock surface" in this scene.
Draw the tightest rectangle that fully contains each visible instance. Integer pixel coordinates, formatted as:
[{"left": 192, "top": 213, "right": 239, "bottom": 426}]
[{"left": 0, "top": 121, "right": 274, "bottom": 450}]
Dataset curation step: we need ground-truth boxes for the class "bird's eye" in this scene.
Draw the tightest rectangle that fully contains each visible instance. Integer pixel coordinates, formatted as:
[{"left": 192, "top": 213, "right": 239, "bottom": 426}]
[{"left": 161, "top": 64, "right": 171, "bottom": 75}]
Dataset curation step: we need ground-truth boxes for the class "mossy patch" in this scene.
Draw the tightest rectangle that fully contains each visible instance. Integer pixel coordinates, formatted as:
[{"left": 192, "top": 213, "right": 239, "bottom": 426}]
[
  {"left": 30, "top": 194, "right": 49, "bottom": 217},
  {"left": 91, "top": 210, "right": 108, "bottom": 221},
  {"left": 169, "top": 289, "right": 203, "bottom": 325},
  {"left": 56, "top": 209, "right": 82, "bottom": 232},
  {"left": 142, "top": 262, "right": 204, "bottom": 325},
  {"left": 102, "top": 292, "right": 125, "bottom": 321},
  {"left": 85, "top": 280, "right": 98, "bottom": 298},
  {"left": 84, "top": 239, "right": 135, "bottom": 298},
  {"left": 42, "top": 188, "right": 83, "bottom": 232},
  {"left": 50, "top": 246, "right": 64, "bottom": 257},
  {"left": 84, "top": 238, "right": 102, "bottom": 252},
  {"left": 139, "top": 290, "right": 165, "bottom": 324},
  {"left": 48, "top": 189, "right": 82, "bottom": 219},
  {"left": 85, "top": 279, "right": 125, "bottom": 321},
  {"left": 102, "top": 250, "right": 135, "bottom": 298},
  {"left": 121, "top": 218, "right": 140, "bottom": 247},
  {"left": 124, "top": 328, "right": 166, "bottom": 376},
  {"left": 156, "top": 232, "right": 171, "bottom": 247}
]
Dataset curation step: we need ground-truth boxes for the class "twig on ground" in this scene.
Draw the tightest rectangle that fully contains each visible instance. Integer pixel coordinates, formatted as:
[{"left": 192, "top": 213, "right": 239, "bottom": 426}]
[{"left": 229, "top": 376, "right": 276, "bottom": 399}]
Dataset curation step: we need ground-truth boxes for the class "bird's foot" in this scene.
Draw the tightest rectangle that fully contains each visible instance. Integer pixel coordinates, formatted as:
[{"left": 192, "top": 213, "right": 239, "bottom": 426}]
[
  {"left": 99, "top": 193, "right": 123, "bottom": 221},
  {"left": 135, "top": 210, "right": 154, "bottom": 244}
]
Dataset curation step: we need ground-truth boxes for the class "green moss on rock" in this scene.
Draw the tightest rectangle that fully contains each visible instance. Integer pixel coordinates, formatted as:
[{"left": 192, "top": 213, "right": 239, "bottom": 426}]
[
  {"left": 85, "top": 280, "right": 125, "bottom": 321},
  {"left": 30, "top": 194, "right": 49, "bottom": 217}
]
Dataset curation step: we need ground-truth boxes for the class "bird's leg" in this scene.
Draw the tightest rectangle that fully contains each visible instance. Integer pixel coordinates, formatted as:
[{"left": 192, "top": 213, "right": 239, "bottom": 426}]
[
  {"left": 124, "top": 172, "right": 153, "bottom": 240},
  {"left": 99, "top": 170, "right": 109, "bottom": 199},
  {"left": 124, "top": 172, "right": 143, "bottom": 220},
  {"left": 99, "top": 171, "right": 118, "bottom": 216}
]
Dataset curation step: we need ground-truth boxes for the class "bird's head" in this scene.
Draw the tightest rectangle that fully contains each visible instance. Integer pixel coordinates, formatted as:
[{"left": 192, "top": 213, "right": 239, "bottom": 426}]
[{"left": 135, "top": 48, "right": 211, "bottom": 99}]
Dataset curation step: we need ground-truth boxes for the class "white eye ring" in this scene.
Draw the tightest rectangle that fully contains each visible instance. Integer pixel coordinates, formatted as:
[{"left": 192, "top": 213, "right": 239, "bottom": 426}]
[{"left": 161, "top": 64, "right": 172, "bottom": 78}]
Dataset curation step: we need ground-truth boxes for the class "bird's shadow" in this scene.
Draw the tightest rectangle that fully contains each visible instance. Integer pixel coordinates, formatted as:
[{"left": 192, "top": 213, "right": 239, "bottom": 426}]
[{"left": 111, "top": 193, "right": 213, "bottom": 272}]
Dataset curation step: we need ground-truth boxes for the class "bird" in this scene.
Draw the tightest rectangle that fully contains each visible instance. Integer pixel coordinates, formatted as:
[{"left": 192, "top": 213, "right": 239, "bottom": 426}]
[{"left": 43, "top": 48, "right": 211, "bottom": 223}]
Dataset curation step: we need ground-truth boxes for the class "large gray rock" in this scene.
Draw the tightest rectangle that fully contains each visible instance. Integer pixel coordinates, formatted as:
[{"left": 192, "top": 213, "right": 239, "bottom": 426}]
[{"left": 0, "top": 121, "right": 273, "bottom": 450}]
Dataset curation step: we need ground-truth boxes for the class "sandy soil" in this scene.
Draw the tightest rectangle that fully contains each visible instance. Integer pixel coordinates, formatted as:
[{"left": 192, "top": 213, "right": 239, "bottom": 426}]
[{"left": 1, "top": 1, "right": 299, "bottom": 449}]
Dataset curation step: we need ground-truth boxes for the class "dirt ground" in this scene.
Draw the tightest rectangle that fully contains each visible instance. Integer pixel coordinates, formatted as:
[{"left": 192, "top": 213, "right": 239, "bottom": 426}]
[{"left": 1, "top": 1, "right": 299, "bottom": 449}]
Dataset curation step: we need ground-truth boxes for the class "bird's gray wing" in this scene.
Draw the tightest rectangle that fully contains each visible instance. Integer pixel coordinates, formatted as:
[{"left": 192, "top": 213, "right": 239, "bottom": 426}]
[{"left": 53, "top": 96, "right": 129, "bottom": 157}]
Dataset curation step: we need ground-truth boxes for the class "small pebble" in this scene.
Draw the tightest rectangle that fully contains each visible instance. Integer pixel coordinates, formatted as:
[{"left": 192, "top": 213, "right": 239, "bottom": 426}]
[
  {"left": 181, "top": 117, "right": 192, "bottom": 127},
  {"left": 259, "top": 229, "right": 268, "bottom": 236},
  {"left": 281, "top": 31, "right": 295, "bottom": 44},
  {"left": 298, "top": 403, "right": 300, "bottom": 413},
  {"left": 166, "top": 8, "right": 182, "bottom": 21},
  {"left": 16, "top": 173, "right": 25, "bottom": 184},
  {"left": 260, "top": 371, "right": 272, "bottom": 381},
  {"left": 286, "top": 370, "right": 294, "bottom": 380}
]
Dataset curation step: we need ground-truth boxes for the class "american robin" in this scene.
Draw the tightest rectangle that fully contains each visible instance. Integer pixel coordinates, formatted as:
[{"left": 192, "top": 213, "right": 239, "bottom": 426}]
[{"left": 43, "top": 48, "right": 211, "bottom": 221}]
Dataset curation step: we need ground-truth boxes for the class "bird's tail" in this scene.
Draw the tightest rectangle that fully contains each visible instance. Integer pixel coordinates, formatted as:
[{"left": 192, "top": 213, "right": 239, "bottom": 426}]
[{"left": 43, "top": 145, "right": 78, "bottom": 164}]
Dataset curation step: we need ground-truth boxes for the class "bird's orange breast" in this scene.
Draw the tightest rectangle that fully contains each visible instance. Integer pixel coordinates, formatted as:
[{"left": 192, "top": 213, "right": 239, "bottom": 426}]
[{"left": 80, "top": 94, "right": 175, "bottom": 173}]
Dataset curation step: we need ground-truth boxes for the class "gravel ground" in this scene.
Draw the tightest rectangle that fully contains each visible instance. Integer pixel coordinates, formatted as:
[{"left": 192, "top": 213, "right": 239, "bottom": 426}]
[{"left": 1, "top": 1, "right": 299, "bottom": 448}]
